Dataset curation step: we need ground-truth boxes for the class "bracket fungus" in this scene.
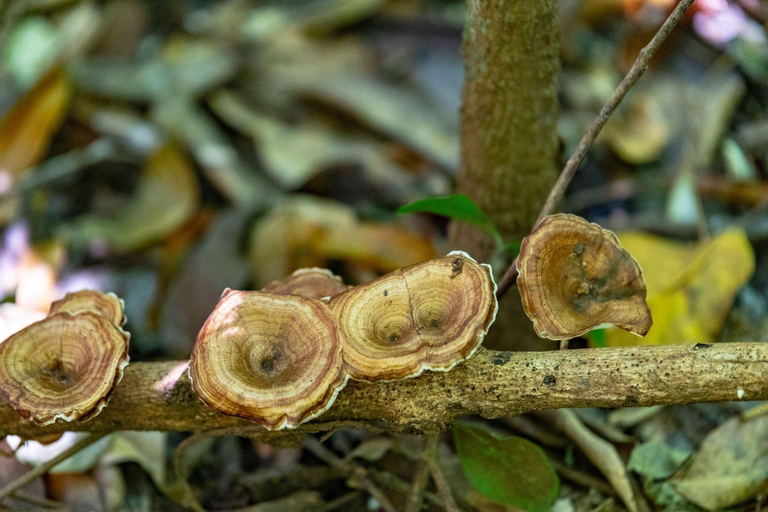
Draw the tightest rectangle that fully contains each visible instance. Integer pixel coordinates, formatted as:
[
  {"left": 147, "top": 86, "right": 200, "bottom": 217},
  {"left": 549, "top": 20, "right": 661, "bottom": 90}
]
[
  {"left": 517, "top": 214, "right": 652, "bottom": 340},
  {"left": 0, "top": 312, "right": 130, "bottom": 425},
  {"left": 189, "top": 289, "right": 346, "bottom": 430},
  {"left": 329, "top": 251, "right": 497, "bottom": 381},
  {"left": 48, "top": 290, "right": 126, "bottom": 328},
  {"left": 262, "top": 268, "right": 347, "bottom": 299}
]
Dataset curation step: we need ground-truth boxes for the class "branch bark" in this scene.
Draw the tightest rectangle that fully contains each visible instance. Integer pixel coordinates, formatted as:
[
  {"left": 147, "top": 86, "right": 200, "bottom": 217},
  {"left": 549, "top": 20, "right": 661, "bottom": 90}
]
[{"left": 2, "top": 343, "right": 767, "bottom": 439}]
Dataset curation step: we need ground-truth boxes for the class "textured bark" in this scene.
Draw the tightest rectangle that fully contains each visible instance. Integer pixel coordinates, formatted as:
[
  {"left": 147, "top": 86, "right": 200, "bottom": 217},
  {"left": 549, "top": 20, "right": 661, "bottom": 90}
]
[
  {"left": 2, "top": 343, "right": 767, "bottom": 439},
  {"left": 451, "top": 0, "right": 561, "bottom": 259}
]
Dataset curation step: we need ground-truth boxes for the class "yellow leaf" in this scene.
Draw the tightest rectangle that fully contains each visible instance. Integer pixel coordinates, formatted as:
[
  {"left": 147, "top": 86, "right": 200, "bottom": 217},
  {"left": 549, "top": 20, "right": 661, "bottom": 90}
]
[
  {"left": 0, "top": 70, "right": 70, "bottom": 181},
  {"left": 604, "top": 229, "right": 754, "bottom": 346}
]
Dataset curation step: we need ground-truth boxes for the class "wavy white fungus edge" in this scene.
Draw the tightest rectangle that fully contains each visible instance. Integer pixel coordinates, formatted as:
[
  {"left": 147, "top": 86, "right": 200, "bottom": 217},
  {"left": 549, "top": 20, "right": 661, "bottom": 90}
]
[
  {"left": 289, "top": 267, "right": 345, "bottom": 284},
  {"left": 24, "top": 310, "right": 130, "bottom": 426},
  {"left": 187, "top": 354, "right": 349, "bottom": 431},
  {"left": 346, "top": 251, "right": 498, "bottom": 383},
  {"left": 189, "top": 289, "right": 348, "bottom": 431},
  {"left": 36, "top": 353, "right": 130, "bottom": 426},
  {"left": 515, "top": 216, "right": 648, "bottom": 340}
]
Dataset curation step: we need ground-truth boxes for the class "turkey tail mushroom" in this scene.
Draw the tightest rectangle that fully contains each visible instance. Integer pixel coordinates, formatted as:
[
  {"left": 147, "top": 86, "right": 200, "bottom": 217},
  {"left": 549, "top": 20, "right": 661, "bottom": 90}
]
[
  {"left": 188, "top": 290, "right": 347, "bottom": 430},
  {"left": 0, "top": 312, "right": 130, "bottom": 425},
  {"left": 517, "top": 214, "right": 652, "bottom": 340},
  {"left": 329, "top": 251, "right": 497, "bottom": 381}
]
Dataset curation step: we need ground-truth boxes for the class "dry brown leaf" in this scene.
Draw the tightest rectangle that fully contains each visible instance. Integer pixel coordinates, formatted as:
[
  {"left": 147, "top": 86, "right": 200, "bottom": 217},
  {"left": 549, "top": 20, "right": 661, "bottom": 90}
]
[
  {"left": 672, "top": 415, "right": 768, "bottom": 510},
  {"left": 249, "top": 196, "right": 435, "bottom": 286},
  {"left": 0, "top": 70, "right": 70, "bottom": 184}
]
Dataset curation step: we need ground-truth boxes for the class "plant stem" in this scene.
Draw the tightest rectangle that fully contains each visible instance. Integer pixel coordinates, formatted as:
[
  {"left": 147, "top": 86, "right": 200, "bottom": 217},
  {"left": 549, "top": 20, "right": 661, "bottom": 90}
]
[
  {"left": 496, "top": 0, "right": 696, "bottom": 300},
  {"left": 0, "top": 432, "right": 109, "bottom": 504}
]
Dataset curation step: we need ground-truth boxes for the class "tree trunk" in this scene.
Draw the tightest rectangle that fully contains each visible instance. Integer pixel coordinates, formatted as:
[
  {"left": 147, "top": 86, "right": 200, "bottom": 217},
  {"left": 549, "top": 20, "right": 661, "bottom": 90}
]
[{"left": 451, "top": 0, "right": 561, "bottom": 350}]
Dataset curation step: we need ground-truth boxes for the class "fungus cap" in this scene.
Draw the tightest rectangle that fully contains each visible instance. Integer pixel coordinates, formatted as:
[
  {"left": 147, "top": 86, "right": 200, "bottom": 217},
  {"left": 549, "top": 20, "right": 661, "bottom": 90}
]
[
  {"left": 0, "top": 312, "right": 130, "bottom": 425},
  {"left": 329, "top": 251, "right": 497, "bottom": 381},
  {"left": 189, "top": 290, "right": 346, "bottom": 430},
  {"left": 516, "top": 214, "right": 652, "bottom": 340},
  {"left": 262, "top": 268, "right": 347, "bottom": 299},
  {"left": 48, "top": 290, "right": 125, "bottom": 328}
]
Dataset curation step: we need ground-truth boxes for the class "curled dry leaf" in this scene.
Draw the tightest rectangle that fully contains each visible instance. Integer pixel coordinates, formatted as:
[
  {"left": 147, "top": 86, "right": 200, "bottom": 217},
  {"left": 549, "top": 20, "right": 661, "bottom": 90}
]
[
  {"left": 48, "top": 290, "right": 126, "bottom": 328},
  {"left": 262, "top": 268, "right": 347, "bottom": 299},
  {"left": 0, "top": 312, "right": 129, "bottom": 425},
  {"left": 517, "top": 214, "right": 652, "bottom": 340},
  {"left": 188, "top": 289, "right": 346, "bottom": 430},
  {"left": 0, "top": 69, "right": 71, "bottom": 184},
  {"left": 672, "top": 414, "right": 768, "bottom": 511},
  {"left": 329, "top": 251, "right": 497, "bottom": 381},
  {"left": 249, "top": 196, "right": 435, "bottom": 285}
]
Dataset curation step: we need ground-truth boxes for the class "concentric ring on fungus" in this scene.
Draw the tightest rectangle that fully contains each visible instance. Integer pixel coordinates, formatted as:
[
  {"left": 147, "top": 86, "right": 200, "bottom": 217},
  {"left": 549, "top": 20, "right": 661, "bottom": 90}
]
[
  {"left": 188, "top": 289, "right": 346, "bottom": 430},
  {"left": 516, "top": 213, "right": 652, "bottom": 340},
  {"left": 329, "top": 251, "right": 497, "bottom": 381},
  {"left": 262, "top": 268, "right": 347, "bottom": 299},
  {"left": 0, "top": 312, "right": 130, "bottom": 425},
  {"left": 48, "top": 290, "right": 126, "bottom": 328}
]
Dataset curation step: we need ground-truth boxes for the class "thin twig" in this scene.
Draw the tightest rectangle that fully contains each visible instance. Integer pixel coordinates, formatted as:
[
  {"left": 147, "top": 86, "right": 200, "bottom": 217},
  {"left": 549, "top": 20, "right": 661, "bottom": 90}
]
[
  {"left": 173, "top": 432, "right": 211, "bottom": 512},
  {"left": 426, "top": 445, "right": 461, "bottom": 512},
  {"left": 0, "top": 432, "right": 109, "bottom": 504},
  {"left": 303, "top": 436, "right": 397, "bottom": 512},
  {"left": 495, "top": 0, "right": 696, "bottom": 300},
  {"left": 404, "top": 437, "right": 439, "bottom": 512}
]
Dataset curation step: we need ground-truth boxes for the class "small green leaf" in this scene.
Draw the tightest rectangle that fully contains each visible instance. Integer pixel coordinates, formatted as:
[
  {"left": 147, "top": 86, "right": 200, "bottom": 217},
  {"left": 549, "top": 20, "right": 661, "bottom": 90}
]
[
  {"left": 586, "top": 328, "right": 607, "bottom": 347},
  {"left": 505, "top": 239, "right": 521, "bottom": 258},
  {"left": 398, "top": 194, "right": 499, "bottom": 237},
  {"left": 454, "top": 422, "right": 559, "bottom": 512}
]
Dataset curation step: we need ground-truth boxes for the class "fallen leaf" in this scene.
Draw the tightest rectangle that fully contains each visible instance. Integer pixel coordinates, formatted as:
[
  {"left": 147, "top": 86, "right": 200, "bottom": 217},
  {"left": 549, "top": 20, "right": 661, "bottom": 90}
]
[
  {"left": 102, "top": 431, "right": 167, "bottom": 492},
  {"left": 160, "top": 210, "right": 250, "bottom": 358},
  {"left": 278, "top": 69, "right": 459, "bottom": 169},
  {"left": 209, "top": 91, "right": 417, "bottom": 194},
  {"left": 604, "top": 92, "right": 671, "bottom": 164},
  {"left": 605, "top": 228, "right": 755, "bottom": 345},
  {"left": 61, "top": 141, "right": 200, "bottom": 252},
  {"left": 672, "top": 415, "right": 768, "bottom": 510},
  {"left": 346, "top": 438, "right": 393, "bottom": 462},
  {"left": 249, "top": 196, "right": 434, "bottom": 286},
  {"left": 0, "top": 69, "right": 70, "bottom": 184},
  {"left": 454, "top": 422, "right": 559, "bottom": 512},
  {"left": 628, "top": 439, "right": 693, "bottom": 509},
  {"left": 8, "top": 432, "right": 113, "bottom": 473},
  {"left": 2, "top": 17, "right": 59, "bottom": 87}
]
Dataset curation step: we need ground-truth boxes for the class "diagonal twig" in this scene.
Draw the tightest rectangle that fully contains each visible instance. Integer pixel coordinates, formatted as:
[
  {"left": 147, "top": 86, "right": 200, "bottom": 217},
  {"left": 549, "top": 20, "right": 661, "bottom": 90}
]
[
  {"left": 0, "top": 432, "right": 109, "bottom": 504},
  {"left": 496, "top": 0, "right": 696, "bottom": 300}
]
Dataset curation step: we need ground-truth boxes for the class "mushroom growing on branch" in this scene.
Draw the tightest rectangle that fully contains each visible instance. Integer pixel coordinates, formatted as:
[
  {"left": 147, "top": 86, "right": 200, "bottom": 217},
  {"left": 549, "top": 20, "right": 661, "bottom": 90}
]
[
  {"left": 516, "top": 214, "right": 652, "bottom": 340},
  {"left": 329, "top": 251, "right": 497, "bottom": 381},
  {"left": 48, "top": 290, "right": 126, "bottom": 328},
  {"left": 0, "top": 312, "right": 130, "bottom": 425},
  {"left": 188, "top": 289, "right": 346, "bottom": 430},
  {"left": 262, "top": 268, "right": 347, "bottom": 299}
]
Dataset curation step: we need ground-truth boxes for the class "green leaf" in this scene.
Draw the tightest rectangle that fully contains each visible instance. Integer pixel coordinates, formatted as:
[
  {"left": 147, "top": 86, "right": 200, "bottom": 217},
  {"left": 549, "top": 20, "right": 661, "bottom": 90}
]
[
  {"left": 398, "top": 194, "right": 499, "bottom": 237},
  {"left": 505, "top": 239, "right": 521, "bottom": 258},
  {"left": 586, "top": 328, "right": 607, "bottom": 347},
  {"left": 454, "top": 422, "right": 559, "bottom": 512}
]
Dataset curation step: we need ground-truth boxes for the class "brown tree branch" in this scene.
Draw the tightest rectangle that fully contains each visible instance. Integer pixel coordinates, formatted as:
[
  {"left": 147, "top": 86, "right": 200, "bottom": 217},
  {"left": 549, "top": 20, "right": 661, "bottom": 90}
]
[
  {"left": 495, "top": 0, "right": 696, "bottom": 300},
  {"left": 0, "top": 344, "right": 766, "bottom": 439}
]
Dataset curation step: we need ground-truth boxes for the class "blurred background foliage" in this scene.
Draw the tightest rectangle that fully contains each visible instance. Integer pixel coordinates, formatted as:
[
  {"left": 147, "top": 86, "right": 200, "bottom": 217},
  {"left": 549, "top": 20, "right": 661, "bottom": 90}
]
[{"left": 0, "top": 0, "right": 768, "bottom": 510}]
